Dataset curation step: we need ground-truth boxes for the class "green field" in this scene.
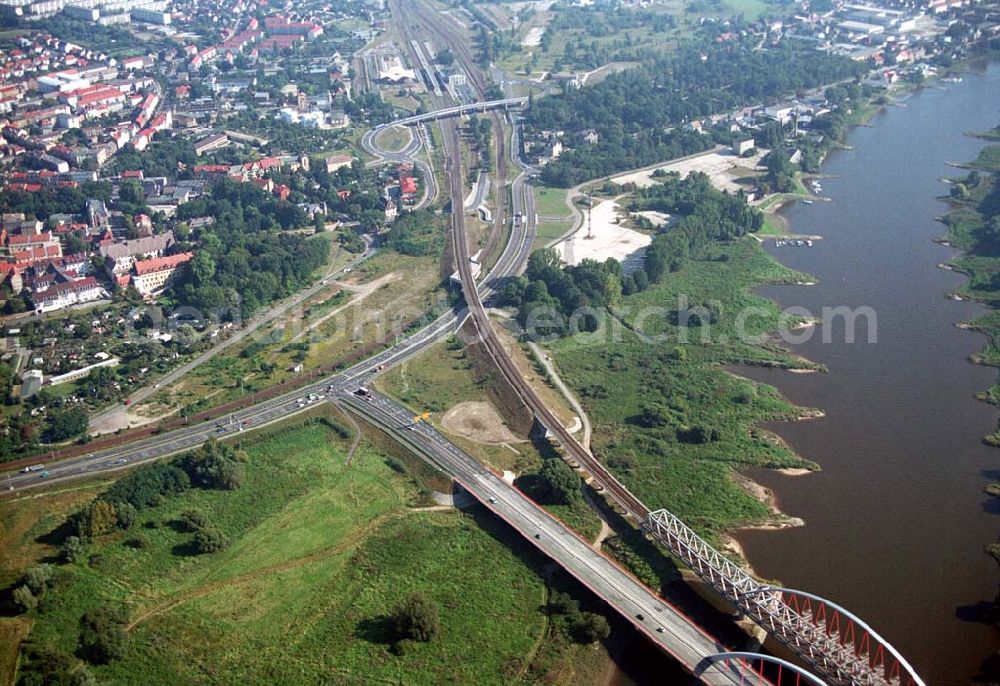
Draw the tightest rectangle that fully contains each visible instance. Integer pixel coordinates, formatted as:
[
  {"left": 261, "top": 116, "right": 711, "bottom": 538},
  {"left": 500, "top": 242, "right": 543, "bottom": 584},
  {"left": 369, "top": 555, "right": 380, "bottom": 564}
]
[
  {"left": 1, "top": 421, "right": 606, "bottom": 685},
  {"left": 374, "top": 124, "right": 413, "bottom": 153},
  {"left": 541, "top": 238, "right": 819, "bottom": 538},
  {"left": 534, "top": 218, "right": 576, "bottom": 250},
  {"left": 533, "top": 186, "right": 574, "bottom": 219}
]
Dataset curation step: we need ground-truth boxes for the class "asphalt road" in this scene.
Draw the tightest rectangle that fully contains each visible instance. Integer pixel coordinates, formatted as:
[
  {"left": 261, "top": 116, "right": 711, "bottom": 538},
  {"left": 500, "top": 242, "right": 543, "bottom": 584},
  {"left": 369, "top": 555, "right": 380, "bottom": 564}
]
[
  {"left": 342, "top": 389, "right": 758, "bottom": 686},
  {"left": 88, "top": 239, "right": 376, "bottom": 434},
  {"left": 2, "top": 135, "right": 533, "bottom": 494}
]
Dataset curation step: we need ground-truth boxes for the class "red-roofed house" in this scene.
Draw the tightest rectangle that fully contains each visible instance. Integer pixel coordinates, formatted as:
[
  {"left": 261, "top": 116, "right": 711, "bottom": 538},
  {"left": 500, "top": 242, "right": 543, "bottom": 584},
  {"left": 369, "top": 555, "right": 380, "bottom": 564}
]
[
  {"left": 400, "top": 176, "right": 417, "bottom": 197},
  {"left": 133, "top": 251, "right": 193, "bottom": 296}
]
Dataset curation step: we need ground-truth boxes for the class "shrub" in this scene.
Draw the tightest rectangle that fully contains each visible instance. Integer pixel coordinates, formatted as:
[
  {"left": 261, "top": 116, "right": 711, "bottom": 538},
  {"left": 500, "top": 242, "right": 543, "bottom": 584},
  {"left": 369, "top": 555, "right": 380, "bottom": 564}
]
[
  {"left": 177, "top": 509, "right": 210, "bottom": 532},
  {"left": 113, "top": 501, "right": 138, "bottom": 530},
  {"left": 72, "top": 501, "right": 118, "bottom": 539},
  {"left": 78, "top": 607, "right": 128, "bottom": 664},
  {"left": 567, "top": 612, "right": 611, "bottom": 644},
  {"left": 13, "top": 585, "right": 37, "bottom": 613},
  {"left": 389, "top": 593, "right": 440, "bottom": 644},
  {"left": 193, "top": 527, "right": 230, "bottom": 554},
  {"left": 123, "top": 535, "right": 149, "bottom": 550},
  {"left": 23, "top": 564, "right": 54, "bottom": 595},
  {"left": 60, "top": 536, "right": 86, "bottom": 564},
  {"left": 16, "top": 643, "right": 94, "bottom": 686}
]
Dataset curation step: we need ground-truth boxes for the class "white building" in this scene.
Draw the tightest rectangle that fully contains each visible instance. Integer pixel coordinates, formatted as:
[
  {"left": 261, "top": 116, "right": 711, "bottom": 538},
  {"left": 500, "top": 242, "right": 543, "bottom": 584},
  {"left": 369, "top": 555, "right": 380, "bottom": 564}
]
[{"left": 31, "top": 277, "right": 105, "bottom": 313}]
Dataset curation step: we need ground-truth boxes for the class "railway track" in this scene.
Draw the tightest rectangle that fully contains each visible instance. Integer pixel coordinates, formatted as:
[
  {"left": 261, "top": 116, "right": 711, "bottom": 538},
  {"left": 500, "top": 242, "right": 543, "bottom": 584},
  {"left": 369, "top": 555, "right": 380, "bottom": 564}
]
[
  {"left": 394, "top": 0, "right": 652, "bottom": 522},
  {"left": 440, "top": 120, "right": 651, "bottom": 523},
  {"left": 397, "top": 0, "right": 510, "bottom": 263}
]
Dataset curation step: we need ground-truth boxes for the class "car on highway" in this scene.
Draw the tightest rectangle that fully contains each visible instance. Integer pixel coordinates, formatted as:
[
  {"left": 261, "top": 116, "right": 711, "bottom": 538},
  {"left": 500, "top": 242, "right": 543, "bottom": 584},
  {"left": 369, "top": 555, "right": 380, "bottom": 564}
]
[
  {"left": 488, "top": 497, "right": 497, "bottom": 504},
  {"left": 114, "top": 458, "right": 129, "bottom": 465}
]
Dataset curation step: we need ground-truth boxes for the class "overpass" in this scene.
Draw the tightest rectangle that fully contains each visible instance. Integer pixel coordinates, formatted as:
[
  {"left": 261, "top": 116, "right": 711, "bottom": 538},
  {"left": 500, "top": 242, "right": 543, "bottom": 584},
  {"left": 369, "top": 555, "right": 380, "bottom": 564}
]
[{"left": 373, "top": 96, "right": 528, "bottom": 130}]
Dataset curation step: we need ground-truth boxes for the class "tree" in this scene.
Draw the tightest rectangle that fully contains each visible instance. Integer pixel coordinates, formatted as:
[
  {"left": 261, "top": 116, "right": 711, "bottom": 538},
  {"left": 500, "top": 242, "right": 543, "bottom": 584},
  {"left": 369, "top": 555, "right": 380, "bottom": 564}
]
[
  {"left": 113, "top": 501, "right": 138, "bottom": 530},
  {"left": 193, "top": 527, "right": 229, "bottom": 554},
  {"left": 24, "top": 564, "right": 54, "bottom": 595},
  {"left": 180, "top": 440, "right": 245, "bottom": 490},
  {"left": 60, "top": 535, "right": 86, "bottom": 563},
  {"left": 77, "top": 501, "right": 118, "bottom": 538},
  {"left": 77, "top": 607, "right": 128, "bottom": 664},
  {"left": 178, "top": 509, "right": 210, "bottom": 532},
  {"left": 13, "top": 585, "right": 37, "bottom": 613},
  {"left": 389, "top": 593, "right": 441, "bottom": 643},
  {"left": 569, "top": 612, "right": 611, "bottom": 643},
  {"left": 765, "top": 150, "right": 795, "bottom": 193},
  {"left": 537, "top": 458, "right": 582, "bottom": 504},
  {"left": 118, "top": 180, "right": 144, "bottom": 206},
  {"left": 45, "top": 406, "right": 89, "bottom": 442}
]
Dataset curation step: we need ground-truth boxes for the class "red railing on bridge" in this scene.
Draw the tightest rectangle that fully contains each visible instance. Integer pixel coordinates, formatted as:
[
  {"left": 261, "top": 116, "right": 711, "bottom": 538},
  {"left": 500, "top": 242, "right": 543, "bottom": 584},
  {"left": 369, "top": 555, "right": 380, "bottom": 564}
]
[{"left": 645, "top": 509, "right": 925, "bottom": 686}]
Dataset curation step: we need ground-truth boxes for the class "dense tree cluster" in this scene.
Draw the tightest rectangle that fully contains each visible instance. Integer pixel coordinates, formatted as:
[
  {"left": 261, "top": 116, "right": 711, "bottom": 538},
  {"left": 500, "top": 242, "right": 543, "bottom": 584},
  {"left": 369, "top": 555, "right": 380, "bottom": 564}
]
[
  {"left": 171, "top": 179, "right": 327, "bottom": 317},
  {"left": 524, "top": 40, "right": 863, "bottom": 186},
  {"left": 637, "top": 172, "right": 763, "bottom": 280},
  {"left": 107, "top": 134, "right": 200, "bottom": 178},
  {"left": 499, "top": 249, "right": 626, "bottom": 335},
  {"left": 0, "top": 182, "right": 112, "bottom": 221},
  {"left": 179, "top": 439, "right": 246, "bottom": 490},
  {"left": 65, "top": 439, "right": 241, "bottom": 545},
  {"left": 43, "top": 407, "right": 90, "bottom": 443}
]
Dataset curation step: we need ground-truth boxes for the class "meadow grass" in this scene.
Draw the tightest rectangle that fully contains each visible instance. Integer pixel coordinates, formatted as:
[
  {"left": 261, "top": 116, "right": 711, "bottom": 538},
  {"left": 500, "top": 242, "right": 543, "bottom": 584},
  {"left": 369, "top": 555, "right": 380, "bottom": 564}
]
[
  {"left": 542, "top": 238, "right": 819, "bottom": 538},
  {"left": 534, "top": 218, "right": 576, "bottom": 250},
  {"left": 533, "top": 186, "right": 574, "bottom": 219},
  {"left": 2, "top": 422, "right": 603, "bottom": 685}
]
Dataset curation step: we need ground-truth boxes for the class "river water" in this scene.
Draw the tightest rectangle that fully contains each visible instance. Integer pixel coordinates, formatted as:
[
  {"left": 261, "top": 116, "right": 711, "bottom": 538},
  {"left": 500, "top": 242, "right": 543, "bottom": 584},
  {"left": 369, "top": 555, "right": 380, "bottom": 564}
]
[
  {"left": 609, "top": 63, "right": 1000, "bottom": 685},
  {"left": 736, "top": 63, "right": 1000, "bottom": 684}
]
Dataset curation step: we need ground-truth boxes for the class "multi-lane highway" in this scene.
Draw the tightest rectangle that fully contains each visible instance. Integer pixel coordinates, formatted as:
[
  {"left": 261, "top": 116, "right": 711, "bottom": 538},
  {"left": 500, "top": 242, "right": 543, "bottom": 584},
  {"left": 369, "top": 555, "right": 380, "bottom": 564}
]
[
  {"left": 2, "top": 114, "right": 536, "bottom": 495},
  {"left": 341, "top": 388, "right": 759, "bottom": 686}
]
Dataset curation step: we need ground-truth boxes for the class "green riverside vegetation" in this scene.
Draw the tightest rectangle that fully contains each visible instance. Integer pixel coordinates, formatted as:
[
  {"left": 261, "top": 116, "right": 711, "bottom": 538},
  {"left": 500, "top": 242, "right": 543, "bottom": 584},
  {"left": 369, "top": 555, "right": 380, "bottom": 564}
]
[
  {"left": 938, "top": 130, "right": 1000, "bottom": 630},
  {"left": 938, "top": 137, "right": 1000, "bottom": 446}
]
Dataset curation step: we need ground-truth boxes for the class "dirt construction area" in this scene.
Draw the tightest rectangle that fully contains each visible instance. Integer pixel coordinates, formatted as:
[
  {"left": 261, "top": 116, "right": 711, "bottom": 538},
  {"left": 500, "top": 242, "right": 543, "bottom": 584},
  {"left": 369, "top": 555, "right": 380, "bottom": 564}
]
[
  {"left": 440, "top": 401, "right": 523, "bottom": 444},
  {"left": 556, "top": 198, "right": 651, "bottom": 274},
  {"left": 610, "top": 146, "right": 765, "bottom": 195}
]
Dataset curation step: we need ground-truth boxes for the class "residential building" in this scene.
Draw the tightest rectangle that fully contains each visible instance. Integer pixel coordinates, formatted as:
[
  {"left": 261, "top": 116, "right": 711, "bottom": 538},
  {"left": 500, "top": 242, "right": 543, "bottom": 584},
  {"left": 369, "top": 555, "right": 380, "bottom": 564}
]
[{"left": 132, "top": 251, "right": 193, "bottom": 296}]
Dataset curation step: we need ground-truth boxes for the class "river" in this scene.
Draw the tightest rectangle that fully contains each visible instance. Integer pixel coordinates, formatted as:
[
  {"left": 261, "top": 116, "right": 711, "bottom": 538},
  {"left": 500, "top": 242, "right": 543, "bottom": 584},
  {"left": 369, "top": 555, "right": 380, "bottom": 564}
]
[
  {"left": 610, "top": 63, "right": 1000, "bottom": 685},
  {"left": 738, "top": 62, "right": 1000, "bottom": 684}
]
